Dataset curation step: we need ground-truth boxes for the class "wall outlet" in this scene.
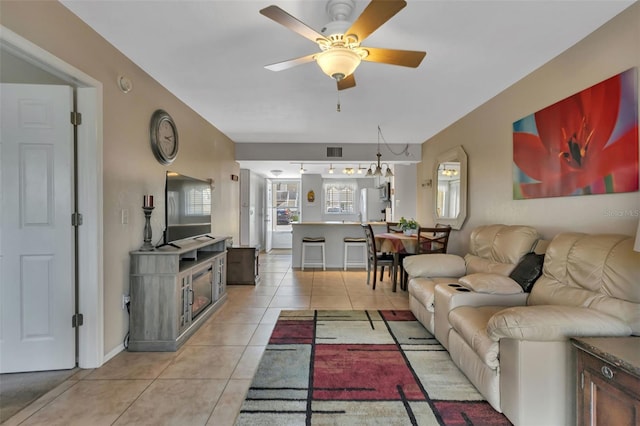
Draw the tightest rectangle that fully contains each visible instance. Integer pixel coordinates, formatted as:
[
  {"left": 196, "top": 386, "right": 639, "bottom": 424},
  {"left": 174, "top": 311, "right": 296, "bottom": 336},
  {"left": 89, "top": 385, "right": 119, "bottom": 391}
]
[
  {"left": 121, "top": 209, "right": 129, "bottom": 225},
  {"left": 122, "top": 294, "right": 130, "bottom": 310}
]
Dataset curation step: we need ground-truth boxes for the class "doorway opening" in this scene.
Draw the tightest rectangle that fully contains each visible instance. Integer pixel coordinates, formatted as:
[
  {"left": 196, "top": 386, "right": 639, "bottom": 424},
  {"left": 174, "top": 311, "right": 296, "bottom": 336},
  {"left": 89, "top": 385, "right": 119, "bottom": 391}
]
[
  {"left": 0, "top": 25, "right": 104, "bottom": 370},
  {"left": 270, "top": 180, "right": 300, "bottom": 249}
]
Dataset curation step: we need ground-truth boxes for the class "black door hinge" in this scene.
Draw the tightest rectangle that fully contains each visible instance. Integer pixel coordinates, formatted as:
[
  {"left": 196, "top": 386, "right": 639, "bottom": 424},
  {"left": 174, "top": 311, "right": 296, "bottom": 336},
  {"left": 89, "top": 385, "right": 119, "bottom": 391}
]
[
  {"left": 70, "top": 111, "right": 82, "bottom": 126},
  {"left": 72, "top": 313, "right": 84, "bottom": 328},
  {"left": 71, "top": 212, "right": 83, "bottom": 227}
]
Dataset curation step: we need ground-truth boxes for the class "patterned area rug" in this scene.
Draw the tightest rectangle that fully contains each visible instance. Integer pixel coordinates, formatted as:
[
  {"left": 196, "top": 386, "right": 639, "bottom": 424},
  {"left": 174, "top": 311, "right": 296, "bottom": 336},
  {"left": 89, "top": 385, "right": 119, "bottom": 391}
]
[{"left": 236, "top": 310, "right": 511, "bottom": 425}]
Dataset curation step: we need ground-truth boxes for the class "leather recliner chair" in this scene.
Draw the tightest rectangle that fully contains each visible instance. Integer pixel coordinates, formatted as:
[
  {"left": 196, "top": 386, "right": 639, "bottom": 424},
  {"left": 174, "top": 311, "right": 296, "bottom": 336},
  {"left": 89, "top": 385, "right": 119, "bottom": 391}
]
[{"left": 404, "top": 224, "right": 541, "bottom": 340}]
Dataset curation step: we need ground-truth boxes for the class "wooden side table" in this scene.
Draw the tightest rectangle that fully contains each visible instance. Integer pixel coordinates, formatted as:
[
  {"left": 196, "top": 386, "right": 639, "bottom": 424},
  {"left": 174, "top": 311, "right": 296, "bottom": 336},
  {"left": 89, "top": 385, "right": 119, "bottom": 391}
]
[
  {"left": 571, "top": 336, "right": 640, "bottom": 426},
  {"left": 227, "top": 246, "right": 260, "bottom": 285}
]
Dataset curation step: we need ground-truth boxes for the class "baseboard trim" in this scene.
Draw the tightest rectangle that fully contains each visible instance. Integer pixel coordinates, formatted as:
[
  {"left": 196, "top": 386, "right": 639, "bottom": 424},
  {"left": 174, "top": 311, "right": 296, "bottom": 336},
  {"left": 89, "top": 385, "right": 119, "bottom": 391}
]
[{"left": 103, "top": 343, "right": 125, "bottom": 363}]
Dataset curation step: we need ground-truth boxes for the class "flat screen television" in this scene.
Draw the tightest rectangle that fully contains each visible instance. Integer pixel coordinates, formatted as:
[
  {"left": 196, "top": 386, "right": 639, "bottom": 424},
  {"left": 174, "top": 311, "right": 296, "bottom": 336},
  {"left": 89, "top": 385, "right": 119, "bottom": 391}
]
[{"left": 164, "top": 171, "right": 212, "bottom": 246}]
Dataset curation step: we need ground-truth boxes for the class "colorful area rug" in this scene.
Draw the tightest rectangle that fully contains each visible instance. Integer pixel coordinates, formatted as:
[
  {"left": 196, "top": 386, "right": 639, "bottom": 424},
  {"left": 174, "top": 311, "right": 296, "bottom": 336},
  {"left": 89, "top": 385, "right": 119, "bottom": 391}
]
[{"left": 236, "top": 310, "right": 511, "bottom": 425}]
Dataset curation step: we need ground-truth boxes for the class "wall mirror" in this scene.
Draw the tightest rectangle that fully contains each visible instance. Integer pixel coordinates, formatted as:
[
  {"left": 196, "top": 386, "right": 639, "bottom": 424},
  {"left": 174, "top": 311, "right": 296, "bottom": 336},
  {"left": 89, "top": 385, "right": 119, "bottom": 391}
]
[{"left": 433, "top": 145, "right": 467, "bottom": 230}]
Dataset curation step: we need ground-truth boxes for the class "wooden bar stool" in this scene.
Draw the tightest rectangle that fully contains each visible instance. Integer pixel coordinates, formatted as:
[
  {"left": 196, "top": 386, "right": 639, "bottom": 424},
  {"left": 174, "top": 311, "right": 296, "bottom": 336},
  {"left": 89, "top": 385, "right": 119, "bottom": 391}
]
[
  {"left": 301, "top": 237, "right": 326, "bottom": 270},
  {"left": 343, "top": 237, "right": 367, "bottom": 270}
]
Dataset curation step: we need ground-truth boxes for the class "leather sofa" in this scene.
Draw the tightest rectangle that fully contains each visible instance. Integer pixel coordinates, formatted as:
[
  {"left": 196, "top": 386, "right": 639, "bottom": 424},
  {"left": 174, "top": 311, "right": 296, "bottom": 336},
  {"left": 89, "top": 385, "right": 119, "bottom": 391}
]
[
  {"left": 404, "top": 224, "right": 541, "bottom": 342},
  {"left": 404, "top": 225, "right": 640, "bottom": 425},
  {"left": 441, "top": 233, "right": 639, "bottom": 425}
]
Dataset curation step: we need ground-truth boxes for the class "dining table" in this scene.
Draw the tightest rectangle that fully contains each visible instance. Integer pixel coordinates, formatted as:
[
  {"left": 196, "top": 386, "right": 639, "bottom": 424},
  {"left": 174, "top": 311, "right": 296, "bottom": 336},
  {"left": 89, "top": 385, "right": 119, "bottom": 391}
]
[{"left": 374, "top": 232, "right": 418, "bottom": 292}]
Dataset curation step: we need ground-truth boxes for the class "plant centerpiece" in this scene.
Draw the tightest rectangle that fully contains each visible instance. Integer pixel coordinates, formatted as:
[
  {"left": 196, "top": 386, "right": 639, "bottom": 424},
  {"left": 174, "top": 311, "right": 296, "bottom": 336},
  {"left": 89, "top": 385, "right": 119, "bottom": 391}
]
[{"left": 398, "top": 217, "right": 419, "bottom": 235}]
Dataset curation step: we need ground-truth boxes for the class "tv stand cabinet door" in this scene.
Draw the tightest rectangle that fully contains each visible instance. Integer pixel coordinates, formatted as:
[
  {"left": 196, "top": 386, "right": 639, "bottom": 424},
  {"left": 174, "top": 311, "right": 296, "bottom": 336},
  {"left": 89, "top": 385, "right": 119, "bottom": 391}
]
[
  {"left": 177, "top": 271, "right": 192, "bottom": 335},
  {"left": 213, "top": 253, "right": 227, "bottom": 300},
  {"left": 129, "top": 273, "right": 179, "bottom": 351}
]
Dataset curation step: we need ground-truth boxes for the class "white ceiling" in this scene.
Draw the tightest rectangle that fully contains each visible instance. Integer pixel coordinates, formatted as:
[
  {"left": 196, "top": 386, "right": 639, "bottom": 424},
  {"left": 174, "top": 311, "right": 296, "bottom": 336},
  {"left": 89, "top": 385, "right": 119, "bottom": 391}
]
[{"left": 60, "top": 0, "right": 635, "bottom": 177}]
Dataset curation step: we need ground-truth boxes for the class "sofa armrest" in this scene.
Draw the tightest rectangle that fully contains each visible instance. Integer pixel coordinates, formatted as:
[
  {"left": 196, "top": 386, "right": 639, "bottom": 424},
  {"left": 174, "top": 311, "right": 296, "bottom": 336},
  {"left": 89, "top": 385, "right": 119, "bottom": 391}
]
[
  {"left": 487, "top": 305, "right": 632, "bottom": 341},
  {"left": 434, "top": 283, "right": 528, "bottom": 349},
  {"left": 459, "top": 273, "right": 524, "bottom": 294},
  {"left": 403, "top": 253, "right": 466, "bottom": 278},
  {"left": 438, "top": 285, "right": 529, "bottom": 309}
]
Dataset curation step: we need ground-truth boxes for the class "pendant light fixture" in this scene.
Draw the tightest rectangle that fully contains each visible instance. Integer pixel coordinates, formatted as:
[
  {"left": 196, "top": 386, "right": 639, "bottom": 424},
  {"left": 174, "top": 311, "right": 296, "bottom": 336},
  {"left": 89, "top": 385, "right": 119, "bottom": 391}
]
[{"left": 366, "top": 126, "right": 393, "bottom": 178}]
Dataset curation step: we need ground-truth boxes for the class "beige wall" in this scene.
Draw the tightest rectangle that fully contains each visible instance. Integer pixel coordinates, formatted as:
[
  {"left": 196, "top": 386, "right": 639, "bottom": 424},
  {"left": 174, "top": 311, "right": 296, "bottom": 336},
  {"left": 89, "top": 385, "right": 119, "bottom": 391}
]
[
  {"left": 1, "top": 1, "right": 240, "bottom": 356},
  {"left": 418, "top": 3, "right": 640, "bottom": 254}
]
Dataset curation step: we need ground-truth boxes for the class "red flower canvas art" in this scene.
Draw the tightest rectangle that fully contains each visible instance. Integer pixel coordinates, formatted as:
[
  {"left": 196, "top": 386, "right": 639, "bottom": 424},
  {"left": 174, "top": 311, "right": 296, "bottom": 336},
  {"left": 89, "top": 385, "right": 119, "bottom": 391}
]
[{"left": 513, "top": 68, "right": 638, "bottom": 199}]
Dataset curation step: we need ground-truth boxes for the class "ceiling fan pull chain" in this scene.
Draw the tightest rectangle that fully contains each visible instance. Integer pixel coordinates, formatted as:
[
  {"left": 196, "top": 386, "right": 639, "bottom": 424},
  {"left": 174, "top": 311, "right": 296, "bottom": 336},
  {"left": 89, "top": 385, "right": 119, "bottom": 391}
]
[{"left": 336, "top": 88, "right": 341, "bottom": 112}]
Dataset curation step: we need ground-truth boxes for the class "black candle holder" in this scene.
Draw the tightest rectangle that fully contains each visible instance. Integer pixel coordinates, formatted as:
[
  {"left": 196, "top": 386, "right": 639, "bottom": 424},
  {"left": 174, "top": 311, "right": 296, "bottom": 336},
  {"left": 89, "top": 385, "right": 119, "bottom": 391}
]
[{"left": 140, "top": 206, "right": 155, "bottom": 251}]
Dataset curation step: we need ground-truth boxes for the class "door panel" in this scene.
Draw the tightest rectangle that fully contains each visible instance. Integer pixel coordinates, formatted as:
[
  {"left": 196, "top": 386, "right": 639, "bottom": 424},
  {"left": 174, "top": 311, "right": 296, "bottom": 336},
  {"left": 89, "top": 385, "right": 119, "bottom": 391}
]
[
  {"left": 21, "top": 144, "right": 54, "bottom": 225},
  {"left": 0, "top": 83, "right": 75, "bottom": 372},
  {"left": 22, "top": 255, "right": 55, "bottom": 338}
]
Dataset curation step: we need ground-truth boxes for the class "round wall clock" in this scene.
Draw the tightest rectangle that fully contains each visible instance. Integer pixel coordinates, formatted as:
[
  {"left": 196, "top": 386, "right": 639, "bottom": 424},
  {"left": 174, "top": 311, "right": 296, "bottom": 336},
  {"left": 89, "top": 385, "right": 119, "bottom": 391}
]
[{"left": 149, "top": 109, "right": 179, "bottom": 165}]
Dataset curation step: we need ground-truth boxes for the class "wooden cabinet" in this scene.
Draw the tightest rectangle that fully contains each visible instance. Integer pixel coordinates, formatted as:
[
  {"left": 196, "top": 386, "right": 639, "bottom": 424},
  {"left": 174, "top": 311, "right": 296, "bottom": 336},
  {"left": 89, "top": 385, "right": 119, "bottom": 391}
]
[
  {"left": 572, "top": 337, "right": 640, "bottom": 426},
  {"left": 128, "top": 236, "right": 229, "bottom": 351},
  {"left": 227, "top": 246, "right": 259, "bottom": 285}
]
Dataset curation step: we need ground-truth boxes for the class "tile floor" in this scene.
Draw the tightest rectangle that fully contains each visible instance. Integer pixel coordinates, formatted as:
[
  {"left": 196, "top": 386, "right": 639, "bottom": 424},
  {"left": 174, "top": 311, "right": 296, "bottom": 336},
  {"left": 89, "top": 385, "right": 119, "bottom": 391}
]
[{"left": 4, "top": 250, "right": 409, "bottom": 426}]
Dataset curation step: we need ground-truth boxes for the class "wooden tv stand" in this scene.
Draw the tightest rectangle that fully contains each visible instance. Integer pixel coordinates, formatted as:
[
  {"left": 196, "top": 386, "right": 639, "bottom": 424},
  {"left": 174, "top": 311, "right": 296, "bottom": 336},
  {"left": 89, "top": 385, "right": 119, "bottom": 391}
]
[{"left": 128, "top": 235, "right": 230, "bottom": 351}]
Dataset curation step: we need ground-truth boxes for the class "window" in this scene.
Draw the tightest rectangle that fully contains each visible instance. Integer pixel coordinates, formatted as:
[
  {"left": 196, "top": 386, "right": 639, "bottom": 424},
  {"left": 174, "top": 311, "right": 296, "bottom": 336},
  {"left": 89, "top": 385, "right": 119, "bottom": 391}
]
[
  {"left": 185, "top": 185, "right": 211, "bottom": 216},
  {"left": 324, "top": 182, "right": 356, "bottom": 214},
  {"left": 272, "top": 181, "right": 300, "bottom": 229}
]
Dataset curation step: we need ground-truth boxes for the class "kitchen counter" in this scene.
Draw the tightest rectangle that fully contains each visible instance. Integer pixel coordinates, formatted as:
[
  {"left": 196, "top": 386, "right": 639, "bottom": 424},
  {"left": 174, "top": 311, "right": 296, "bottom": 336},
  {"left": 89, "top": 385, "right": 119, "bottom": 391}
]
[{"left": 291, "top": 222, "right": 388, "bottom": 269}]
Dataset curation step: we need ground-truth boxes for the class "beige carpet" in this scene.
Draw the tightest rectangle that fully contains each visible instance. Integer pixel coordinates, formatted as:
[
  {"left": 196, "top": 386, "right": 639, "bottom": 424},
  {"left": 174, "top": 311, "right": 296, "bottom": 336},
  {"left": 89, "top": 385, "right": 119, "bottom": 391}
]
[{"left": 0, "top": 368, "right": 78, "bottom": 423}]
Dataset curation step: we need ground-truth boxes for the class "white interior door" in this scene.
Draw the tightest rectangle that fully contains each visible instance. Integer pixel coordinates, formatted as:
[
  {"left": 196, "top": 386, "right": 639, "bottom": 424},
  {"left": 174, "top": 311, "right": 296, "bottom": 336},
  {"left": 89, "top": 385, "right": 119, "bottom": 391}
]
[
  {"left": 0, "top": 83, "right": 75, "bottom": 373},
  {"left": 265, "top": 178, "right": 272, "bottom": 252}
]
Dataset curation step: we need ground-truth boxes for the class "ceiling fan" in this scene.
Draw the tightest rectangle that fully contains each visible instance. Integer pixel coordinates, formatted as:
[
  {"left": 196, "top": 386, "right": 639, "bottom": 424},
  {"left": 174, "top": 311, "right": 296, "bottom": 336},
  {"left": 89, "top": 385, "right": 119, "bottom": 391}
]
[{"left": 260, "top": 0, "right": 426, "bottom": 91}]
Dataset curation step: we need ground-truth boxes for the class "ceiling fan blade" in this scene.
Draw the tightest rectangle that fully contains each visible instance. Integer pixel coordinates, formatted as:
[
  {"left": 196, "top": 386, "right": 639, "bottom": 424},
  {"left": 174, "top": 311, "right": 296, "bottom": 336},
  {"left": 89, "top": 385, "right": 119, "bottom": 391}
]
[
  {"left": 337, "top": 74, "right": 356, "bottom": 91},
  {"left": 346, "top": 0, "right": 406, "bottom": 42},
  {"left": 363, "top": 47, "right": 426, "bottom": 67},
  {"left": 260, "top": 5, "right": 328, "bottom": 44},
  {"left": 265, "top": 53, "right": 317, "bottom": 72}
]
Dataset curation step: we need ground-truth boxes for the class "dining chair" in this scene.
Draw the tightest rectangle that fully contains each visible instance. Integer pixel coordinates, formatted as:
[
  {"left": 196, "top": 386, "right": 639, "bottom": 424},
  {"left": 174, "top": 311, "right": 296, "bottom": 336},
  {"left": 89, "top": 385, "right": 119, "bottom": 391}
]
[
  {"left": 399, "top": 225, "right": 453, "bottom": 289},
  {"left": 386, "top": 222, "right": 403, "bottom": 233},
  {"left": 384, "top": 221, "right": 403, "bottom": 279},
  {"left": 417, "top": 226, "right": 452, "bottom": 254},
  {"left": 361, "top": 224, "right": 395, "bottom": 290}
]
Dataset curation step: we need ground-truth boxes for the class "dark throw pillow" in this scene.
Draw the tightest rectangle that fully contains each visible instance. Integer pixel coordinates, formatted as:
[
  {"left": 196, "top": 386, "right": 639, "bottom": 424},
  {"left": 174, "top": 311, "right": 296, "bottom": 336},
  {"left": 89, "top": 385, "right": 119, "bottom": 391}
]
[{"left": 509, "top": 252, "right": 545, "bottom": 292}]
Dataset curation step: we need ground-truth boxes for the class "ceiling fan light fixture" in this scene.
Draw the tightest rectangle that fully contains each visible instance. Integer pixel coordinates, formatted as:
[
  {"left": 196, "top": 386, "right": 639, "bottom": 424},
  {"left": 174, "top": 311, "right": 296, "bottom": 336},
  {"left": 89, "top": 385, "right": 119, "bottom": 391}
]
[
  {"left": 316, "top": 47, "right": 361, "bottom": 81},
  {"left": 260, "top": 2, "right": 426, "bottom": 90}
]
